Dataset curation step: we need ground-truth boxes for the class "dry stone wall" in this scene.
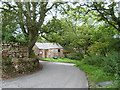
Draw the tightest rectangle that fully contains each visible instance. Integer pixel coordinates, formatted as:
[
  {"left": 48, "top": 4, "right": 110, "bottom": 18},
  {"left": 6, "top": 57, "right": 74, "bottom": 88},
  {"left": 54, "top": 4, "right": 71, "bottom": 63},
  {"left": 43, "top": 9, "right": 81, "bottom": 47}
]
[
  {"left": 2, "top": 42, "right": 42, "bottom": 80},
  {"left": 2, "top": 42, "right": 28, "bottom": 58}
]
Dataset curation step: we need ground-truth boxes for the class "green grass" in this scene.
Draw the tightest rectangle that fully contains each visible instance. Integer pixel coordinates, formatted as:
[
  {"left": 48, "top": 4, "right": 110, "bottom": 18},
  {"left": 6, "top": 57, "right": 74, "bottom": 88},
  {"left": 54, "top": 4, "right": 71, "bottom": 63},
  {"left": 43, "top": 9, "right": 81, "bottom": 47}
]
[
  {"left": 40, "top": 57, "right": 80, "bottom": 64},
  {"left": 40, "top": 57, "right": 114, "bottom": 88},
  {"left": 75, "top": 62, "right": 114, "bottom": 88}
]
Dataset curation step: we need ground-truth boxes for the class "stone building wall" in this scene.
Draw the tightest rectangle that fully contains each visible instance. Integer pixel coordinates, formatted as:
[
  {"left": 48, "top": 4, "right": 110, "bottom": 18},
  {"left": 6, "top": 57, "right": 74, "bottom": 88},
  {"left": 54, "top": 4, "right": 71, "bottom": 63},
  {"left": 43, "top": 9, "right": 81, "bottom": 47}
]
[
  {"left": 33, "top": 45, "right": 64, "bottom": 58},
  {"left": 33, "top": 45, "right": 45, "bottom": 58},
  {"left": 48, "top": 49, "right": 64, "bottom": 58},
  {"left": 33, "top": 44, "right": 64, "bottom": 58},
  {"left": 2, "top": 42, "right": 28, "bottom": 58}
]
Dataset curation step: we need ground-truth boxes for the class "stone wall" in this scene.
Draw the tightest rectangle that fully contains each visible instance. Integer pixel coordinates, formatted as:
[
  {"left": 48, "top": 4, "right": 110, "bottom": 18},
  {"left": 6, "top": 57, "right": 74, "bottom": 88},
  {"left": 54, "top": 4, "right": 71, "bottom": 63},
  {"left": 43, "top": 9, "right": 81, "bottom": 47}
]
[
  {"left": 2, "top": 42, "right": 42, "bottom": 80},
  {"left": 2, "top": 42, "right": 28, "bottom": 58},
  {"left": 47, "top": 49, "right": 64, "bottom": 58},
  {"left": 33, "top": 45, "right": 64, "bottom": 58}
]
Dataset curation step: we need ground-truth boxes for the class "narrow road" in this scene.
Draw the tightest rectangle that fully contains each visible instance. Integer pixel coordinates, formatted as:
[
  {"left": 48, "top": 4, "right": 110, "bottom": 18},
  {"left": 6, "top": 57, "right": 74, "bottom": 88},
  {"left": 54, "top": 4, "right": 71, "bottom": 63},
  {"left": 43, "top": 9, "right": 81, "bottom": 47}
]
[{"left": 1, "top": 61, "right": 88, "bottom": 88}]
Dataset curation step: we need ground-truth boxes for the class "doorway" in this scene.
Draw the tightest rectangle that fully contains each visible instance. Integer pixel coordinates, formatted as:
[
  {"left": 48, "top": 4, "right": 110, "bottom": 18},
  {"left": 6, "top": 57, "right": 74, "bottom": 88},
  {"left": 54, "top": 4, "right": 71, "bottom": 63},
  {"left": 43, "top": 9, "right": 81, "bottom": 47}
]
[{"left": 45, "top": 49, "right": 48, "bottom": 58}]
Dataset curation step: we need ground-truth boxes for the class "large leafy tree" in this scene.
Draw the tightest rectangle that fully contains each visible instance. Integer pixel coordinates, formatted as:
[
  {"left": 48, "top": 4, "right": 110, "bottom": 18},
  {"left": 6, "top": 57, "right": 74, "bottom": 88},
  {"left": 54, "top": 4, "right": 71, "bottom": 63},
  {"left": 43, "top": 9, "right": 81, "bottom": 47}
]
[
  {"left": 1, "top": 2, "right": 64, "bottom": 56},
  {"left": 42, "top": 18, "right": 93, "bottom": 59},
  {"left": 61, "top": 2, "right": 120, "bottom": 32},
  {"left": 83, "top": 2, "right": 120, "bottom": 32},
  {"left": 2, "top": 8, "right": 17, "bottom": 42}
]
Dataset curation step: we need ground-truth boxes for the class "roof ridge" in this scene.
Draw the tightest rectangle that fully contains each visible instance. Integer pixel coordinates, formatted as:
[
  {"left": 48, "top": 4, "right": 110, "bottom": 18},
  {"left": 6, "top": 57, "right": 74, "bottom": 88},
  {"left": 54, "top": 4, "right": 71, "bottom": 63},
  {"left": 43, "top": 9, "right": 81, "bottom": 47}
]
[{"left": 35, "top": 43, "right": 63, "bottom": 49}]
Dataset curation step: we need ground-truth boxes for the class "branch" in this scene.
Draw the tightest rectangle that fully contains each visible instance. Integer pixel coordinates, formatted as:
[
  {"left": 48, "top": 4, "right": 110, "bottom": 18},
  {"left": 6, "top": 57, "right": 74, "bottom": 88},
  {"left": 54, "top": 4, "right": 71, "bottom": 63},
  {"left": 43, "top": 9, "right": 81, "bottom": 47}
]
[
  {"left": 46, "top": 3, "right": 55, "bottom": 11},
  {"left": 15, "top": 2, "right": 28, "bottom": 35},
  {"left": 25, "top": 2, "right": 31, "bottom": 19},
  {"left": 93, "top": 2, "right": 119, "bottom": 31},
  {"left": 31, "top": 2, "right": 37, "bottom": 23},
  {"left": 19, "top": 22, "right": 28, "bottom": 35},
  {"left": 0, "top": 7, "right": 10, "bottom": 12},
  {"left": 3, "top": 2, "right": 17, "bottom": 11},
  {"left": 38, "top": 3, "right": 48, "bottom": 30}
]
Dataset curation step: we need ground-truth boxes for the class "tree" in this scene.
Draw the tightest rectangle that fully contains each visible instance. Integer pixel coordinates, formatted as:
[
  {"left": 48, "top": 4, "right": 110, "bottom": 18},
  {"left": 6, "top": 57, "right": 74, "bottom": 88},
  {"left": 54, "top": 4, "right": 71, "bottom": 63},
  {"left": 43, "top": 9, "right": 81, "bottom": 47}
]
[
  {"left": 1, "top": 2, "right": 64, "bottom": 56},
  {"left": 84, "top": 2, "right": 120, "bottom": 32},
  {"left": 2, "top": 9, "right": 17, "bottom": 42},
  {"left": 42, "top": 18, "right": 94, "bottom": 59},
  {"left": 62, "top": 2, "right": 120, "bottom": 32}
]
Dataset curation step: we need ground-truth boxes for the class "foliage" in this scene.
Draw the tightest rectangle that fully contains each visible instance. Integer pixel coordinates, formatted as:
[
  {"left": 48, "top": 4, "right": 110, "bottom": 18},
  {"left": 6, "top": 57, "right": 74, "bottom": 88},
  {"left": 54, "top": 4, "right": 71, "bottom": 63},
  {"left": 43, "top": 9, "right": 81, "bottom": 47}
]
[
  {"left": 101, "top": 51, "right": 120, "bottom": 76},
  {"left": 83, "top": 51, "right": 120, "bottom": 76},
  {"left": 67, "top": 51, "right": 84, "bottom": 60},
  {"left": 1, "top": 2, "right": 66, "bottom": 55},
  {"left": 75, "top": 62, "right": 114, "bottom": 84},
  {"left": 108, "top": 38, "right": 120, "bottom": 51},
  {"left": 82, "top": 55, "right": 104, "bottom": 67},
  {"left": 92, "top": 2, "right": 120, "bottom": 32},
  {"left": 2, "top": 8, "right": 18, "bottom": 42},
  {"left": 43, "top": 18, "right": 94, "bottom": 59},
  {"left": 37, "top": 36, "right": 49, "bottom": 43},
  {"left": 87, "top": 41, "right": 109, "bottom": 56},
  {"left": 81, "top": 50, "right": 120, "bottom": 88},
  {"left": 1, "top": 1, "right": 120, "bottom": 88}
]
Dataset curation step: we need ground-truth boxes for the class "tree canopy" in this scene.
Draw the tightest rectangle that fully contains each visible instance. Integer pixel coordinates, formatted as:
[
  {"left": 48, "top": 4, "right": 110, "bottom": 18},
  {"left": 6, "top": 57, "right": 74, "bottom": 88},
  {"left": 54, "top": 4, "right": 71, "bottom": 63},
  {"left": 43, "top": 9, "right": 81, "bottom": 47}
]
[
  {"left": 1, "top": 1, "right": 120, "bottom": 56},
  {"left": 1, "top": 2, "right": 65, "bottom": 55}
]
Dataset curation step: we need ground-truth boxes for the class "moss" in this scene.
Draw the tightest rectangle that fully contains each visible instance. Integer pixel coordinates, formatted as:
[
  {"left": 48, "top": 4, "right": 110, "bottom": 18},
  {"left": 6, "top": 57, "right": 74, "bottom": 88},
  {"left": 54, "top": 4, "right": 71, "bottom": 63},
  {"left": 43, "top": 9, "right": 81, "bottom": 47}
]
[{"left": 2, "top": 58, "right": 13, "bottom": 65}]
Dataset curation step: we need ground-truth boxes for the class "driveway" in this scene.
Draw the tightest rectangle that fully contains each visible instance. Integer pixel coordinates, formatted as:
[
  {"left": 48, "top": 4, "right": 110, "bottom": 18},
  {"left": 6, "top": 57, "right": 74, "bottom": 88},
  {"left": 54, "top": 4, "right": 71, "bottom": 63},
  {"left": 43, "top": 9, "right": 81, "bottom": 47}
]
[{"left": 1, "top": 61, "right": 88, "bottom": 88}]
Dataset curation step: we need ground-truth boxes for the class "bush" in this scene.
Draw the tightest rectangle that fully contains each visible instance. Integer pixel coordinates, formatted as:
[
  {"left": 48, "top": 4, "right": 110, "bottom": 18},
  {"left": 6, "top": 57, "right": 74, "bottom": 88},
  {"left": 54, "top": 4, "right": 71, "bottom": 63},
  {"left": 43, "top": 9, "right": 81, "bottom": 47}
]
[
  {"left": 67, "top": 51, "right": 84, "bottom": 60},
  {"left": 83, "top": 50, "right": 120, "bottom": 88},
  {"left": 83, "top": 51, "right": 120, "bottom": 76},
  {"left": 101, "top": 51, "right": 120, "bottom": 76},
  {"left": 82, "top": 55, "right": 104, "bottom": 67},
  {"left": 87, "top": 41, "right": 109, "bottom": 56}
]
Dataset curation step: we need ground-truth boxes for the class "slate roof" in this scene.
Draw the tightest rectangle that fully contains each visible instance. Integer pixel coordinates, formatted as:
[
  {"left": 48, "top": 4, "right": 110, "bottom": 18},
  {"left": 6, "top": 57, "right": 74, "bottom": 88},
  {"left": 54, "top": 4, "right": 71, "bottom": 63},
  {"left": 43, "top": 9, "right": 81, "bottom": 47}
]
[{"left": 35, "top": 43, "right": 63, "bottom": 49}]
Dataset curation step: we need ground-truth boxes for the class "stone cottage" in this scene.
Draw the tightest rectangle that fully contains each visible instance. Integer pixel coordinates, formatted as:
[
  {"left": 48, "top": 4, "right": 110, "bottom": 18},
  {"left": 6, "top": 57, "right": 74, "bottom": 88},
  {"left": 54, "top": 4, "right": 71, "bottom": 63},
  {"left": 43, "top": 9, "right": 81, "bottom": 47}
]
[{"left": 33, "top": 43, "right": 64, "bottom": 58}]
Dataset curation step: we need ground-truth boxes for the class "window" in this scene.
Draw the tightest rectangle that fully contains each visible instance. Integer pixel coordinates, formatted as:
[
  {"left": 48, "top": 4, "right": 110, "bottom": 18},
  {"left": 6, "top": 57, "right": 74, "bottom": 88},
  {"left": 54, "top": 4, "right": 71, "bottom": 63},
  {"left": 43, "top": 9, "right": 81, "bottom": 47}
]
[{"left": 58, "top": 49, "right": 60, "bottom": 52}]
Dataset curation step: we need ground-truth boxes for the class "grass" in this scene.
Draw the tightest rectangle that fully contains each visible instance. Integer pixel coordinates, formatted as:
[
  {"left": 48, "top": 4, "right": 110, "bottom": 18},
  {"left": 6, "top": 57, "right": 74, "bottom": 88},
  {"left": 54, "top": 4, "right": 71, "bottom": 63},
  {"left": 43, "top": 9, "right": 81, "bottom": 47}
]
[
  {"left": 75, "top": 62, "right": 114, "bottom": 88},
  {"left": 40, "top": 57, "right": 80, "bottom": 64},
  {"left": 40, "top": 57, "right": 114, "bottom": 88}
]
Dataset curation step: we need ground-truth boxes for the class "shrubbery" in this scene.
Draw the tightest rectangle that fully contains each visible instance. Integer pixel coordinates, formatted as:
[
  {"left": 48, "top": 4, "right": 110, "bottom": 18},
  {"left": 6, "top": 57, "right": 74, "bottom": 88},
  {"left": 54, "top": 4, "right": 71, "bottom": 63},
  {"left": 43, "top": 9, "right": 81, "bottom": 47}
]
[
  {"left": 83, "top": 55, "right": 104, "bottom": 67},
  {"left": 67, "top": 51, "right": 84, "bottom": 60},
  {"left": 101, "top": 51, "right": 120, "bottom": 75},
  {"left": 82, "top": 50, "right": 120, "bottom": 88},
  {"left": 87, "top": 41, "right": 109, "bottom": 56},
  {"left": 83, "top": 51, "right": 120, "bottom": 76}
]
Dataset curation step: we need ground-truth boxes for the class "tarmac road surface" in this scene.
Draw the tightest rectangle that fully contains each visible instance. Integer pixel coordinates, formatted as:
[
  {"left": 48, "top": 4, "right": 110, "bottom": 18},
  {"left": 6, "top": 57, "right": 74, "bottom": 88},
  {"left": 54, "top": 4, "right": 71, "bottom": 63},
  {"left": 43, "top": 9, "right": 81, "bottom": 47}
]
[{"left": 1, "top": 61, "right": 89, "bottom": 88}]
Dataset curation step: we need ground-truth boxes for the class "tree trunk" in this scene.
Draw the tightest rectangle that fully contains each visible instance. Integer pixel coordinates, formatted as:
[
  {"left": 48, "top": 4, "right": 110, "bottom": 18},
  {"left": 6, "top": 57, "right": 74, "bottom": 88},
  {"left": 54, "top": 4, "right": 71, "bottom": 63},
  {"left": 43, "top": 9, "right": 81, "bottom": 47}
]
[{"left": 28, "top": 30, "right": 39, "bottom": 57}]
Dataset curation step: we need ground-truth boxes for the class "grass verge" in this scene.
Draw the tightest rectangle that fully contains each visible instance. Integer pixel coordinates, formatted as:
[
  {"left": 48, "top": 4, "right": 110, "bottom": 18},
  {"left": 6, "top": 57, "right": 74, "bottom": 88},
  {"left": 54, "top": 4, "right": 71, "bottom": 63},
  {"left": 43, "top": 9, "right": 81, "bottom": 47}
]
[
  {"left": 40, "top": 57, "right": 80, "bottom": 64},
  {"left": 75, "top": 62, "right": 114, "bottom": 88}
]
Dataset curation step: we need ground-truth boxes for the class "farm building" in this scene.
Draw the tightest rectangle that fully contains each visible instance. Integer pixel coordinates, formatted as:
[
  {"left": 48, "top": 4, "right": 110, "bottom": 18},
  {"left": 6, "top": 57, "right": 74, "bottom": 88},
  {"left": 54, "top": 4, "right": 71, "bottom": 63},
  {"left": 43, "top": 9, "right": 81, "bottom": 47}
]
[{"left": 33, "top": 43, "right": 64, "bottom": 58}]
